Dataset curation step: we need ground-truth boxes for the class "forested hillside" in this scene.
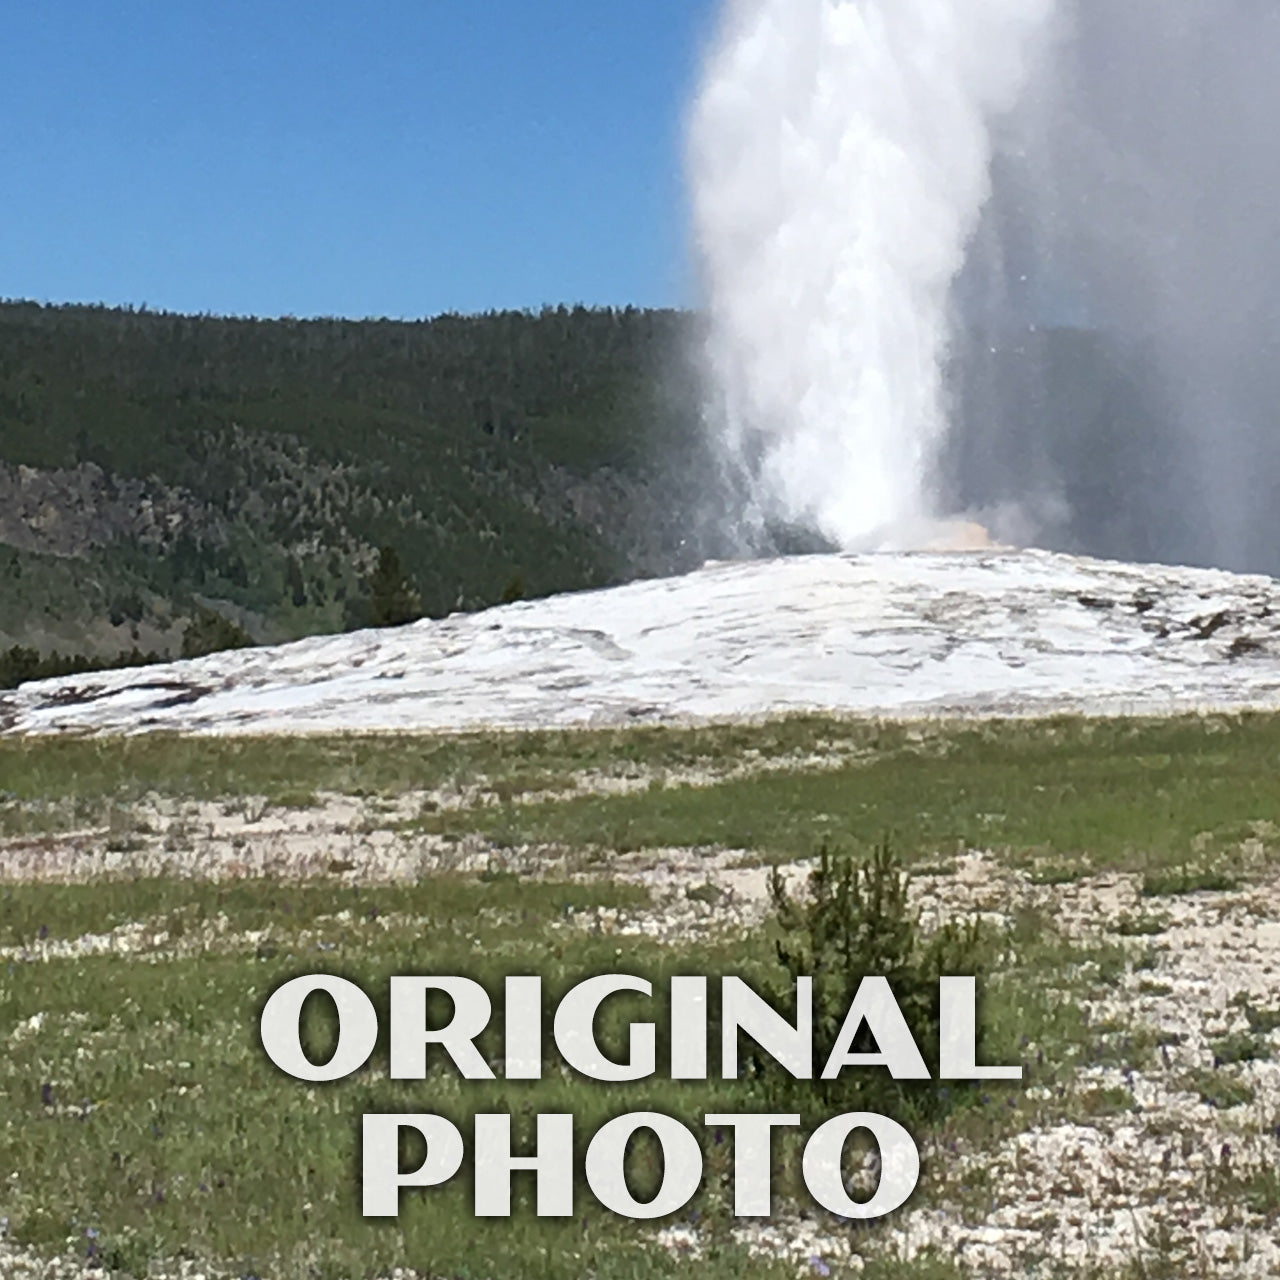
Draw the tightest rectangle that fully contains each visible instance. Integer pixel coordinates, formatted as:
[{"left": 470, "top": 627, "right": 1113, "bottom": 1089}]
[{"left": 0, "top": 301, "right": 722, "bottom": 669}]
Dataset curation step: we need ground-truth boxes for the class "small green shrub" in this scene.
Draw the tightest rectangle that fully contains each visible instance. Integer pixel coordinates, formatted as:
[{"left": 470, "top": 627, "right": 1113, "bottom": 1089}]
[
  {"left": 757, "top": 838, "right": 991, "bottom": 1124},
  {"left": 1116, "top": 911, "right": 1169, "bottom": 936},
  {"left": 1140, "top": 864, "right": 1239, "bottom": 896},
  {"left": 1229, "top": 992, "right": 1280, "bottom": 1036},
  {"left": 1028, "top": 861, "right": 1085, "bottom": 886},
  {"left": 1187, "top": 1069, "right": 1255, "bottom": 1109},
  {"left": 1211, "top": 1031, "right": 1270, "bottom": 1066}
]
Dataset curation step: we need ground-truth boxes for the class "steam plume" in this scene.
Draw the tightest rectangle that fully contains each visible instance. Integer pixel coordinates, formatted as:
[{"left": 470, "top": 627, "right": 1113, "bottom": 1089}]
[
  {"left": 948, "top": 3, "right": 1280, "bottom": 575},
  {"left": 687, "top": 0, "right": 1054, "bottom": 550}
]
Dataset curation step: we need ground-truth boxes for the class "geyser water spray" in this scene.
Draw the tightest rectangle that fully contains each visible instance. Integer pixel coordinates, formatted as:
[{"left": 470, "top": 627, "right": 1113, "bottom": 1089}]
[
  {"left": 947, "top": 3, "right": 1280, "bottom": 576},
  {"left": 687, "top": 0, "right": 1054, "bottom": 550}
]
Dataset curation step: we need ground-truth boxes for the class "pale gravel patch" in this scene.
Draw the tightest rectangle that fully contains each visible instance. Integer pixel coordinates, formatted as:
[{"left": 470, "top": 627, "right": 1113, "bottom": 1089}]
[
  {"left": 553, "top": 846, "right": 804, "bottom": 944},
  {"left": 0, "top": 913, "right": 296, "bottom": 966},
  {"left": 0, "top": 793, "right": 476, "bottom": 884},
  {"left": 0, "top": 1236, "right": 213, "bottom": 1280},
  {"left": 0, "top": 906, "right": 510, "bottom": 967},
  {"left": 420, "top": 747, "right": 872, "bottom": 814},
  {"left": 0, "top": 1234, "right": 425, "bottom": 1280}
]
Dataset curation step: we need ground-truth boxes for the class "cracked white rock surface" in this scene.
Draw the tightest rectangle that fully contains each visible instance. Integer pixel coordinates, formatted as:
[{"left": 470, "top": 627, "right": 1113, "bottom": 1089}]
[{"left": 6, "top": 548, "right": 1280, "bottom": 736}]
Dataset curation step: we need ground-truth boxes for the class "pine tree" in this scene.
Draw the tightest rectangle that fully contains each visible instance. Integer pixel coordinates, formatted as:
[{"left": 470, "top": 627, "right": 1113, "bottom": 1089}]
[{"left": 368, "top": 546, "right": 422, "bottom": 627}]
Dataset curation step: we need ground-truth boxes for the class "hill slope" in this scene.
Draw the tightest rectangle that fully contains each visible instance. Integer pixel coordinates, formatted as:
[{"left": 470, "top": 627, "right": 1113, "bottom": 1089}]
[
  {"left": 0, "top": 300, "right": 719, "bottom": 660},
  {"left": 6, "top": 547, "right": 1280, "bottom": 736}
]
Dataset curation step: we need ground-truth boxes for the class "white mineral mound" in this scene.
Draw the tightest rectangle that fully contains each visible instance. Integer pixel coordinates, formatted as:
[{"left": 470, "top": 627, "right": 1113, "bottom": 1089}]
[{"left": 5, "top": 549, "right": 1280, "bottom": 737}]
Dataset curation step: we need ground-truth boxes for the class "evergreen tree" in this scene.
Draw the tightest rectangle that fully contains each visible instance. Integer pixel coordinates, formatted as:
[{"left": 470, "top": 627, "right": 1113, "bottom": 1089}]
[
  {"left": 285, "top": 557, "right": 307, "bottom": 608},
  {"left": 181, "top": 607, "right": 254, "bottom": 658},
  {"left": 367, "top": 546, "right": 422, "bottom": 627}
]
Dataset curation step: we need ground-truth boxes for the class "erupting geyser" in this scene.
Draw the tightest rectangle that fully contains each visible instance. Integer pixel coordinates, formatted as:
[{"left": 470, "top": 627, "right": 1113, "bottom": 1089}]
[
  {"left": 690, "top": 3, "right": 1280, "bottom": 577},
  {"left": 687, "top": 0, "right": 1053, "bottom": 550}
]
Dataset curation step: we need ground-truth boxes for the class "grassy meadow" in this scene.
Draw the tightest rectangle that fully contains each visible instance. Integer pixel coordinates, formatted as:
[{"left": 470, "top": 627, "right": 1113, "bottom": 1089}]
[{"left": 3, "top": 712, "right": 1280, "bottom": 1278}]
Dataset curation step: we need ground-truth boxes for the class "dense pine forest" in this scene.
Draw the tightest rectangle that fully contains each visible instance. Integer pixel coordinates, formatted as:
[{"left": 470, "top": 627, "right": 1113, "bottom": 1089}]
[{"left": 0, "top": 300, "right": 726, "bottom": 681}]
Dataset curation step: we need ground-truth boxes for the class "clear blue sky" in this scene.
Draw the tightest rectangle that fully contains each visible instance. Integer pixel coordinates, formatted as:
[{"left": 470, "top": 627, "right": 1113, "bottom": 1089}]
[{"left": 1, "top": 1, "right": 718, "bottom": 319}]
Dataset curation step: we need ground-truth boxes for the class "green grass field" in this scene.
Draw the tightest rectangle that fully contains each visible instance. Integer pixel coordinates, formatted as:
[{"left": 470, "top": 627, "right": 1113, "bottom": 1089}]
[
  {"left": 3, "top": 712, "right": 1280, "bottom": 1278},
  {"left": 5, "top": 711, "right": 1278, "bottom": 879}
]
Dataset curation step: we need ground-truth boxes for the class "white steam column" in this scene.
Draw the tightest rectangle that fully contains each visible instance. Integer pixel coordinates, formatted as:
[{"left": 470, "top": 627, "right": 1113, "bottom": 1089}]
[{"left": 687, "top": 0, "right": 1054, "bottom": 549}]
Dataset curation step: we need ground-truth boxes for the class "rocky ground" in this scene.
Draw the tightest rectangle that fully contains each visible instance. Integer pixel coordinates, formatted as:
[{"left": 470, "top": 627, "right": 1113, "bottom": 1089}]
[{"left": 9, "top": 549, "right": 1280, "bottom": 736}]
